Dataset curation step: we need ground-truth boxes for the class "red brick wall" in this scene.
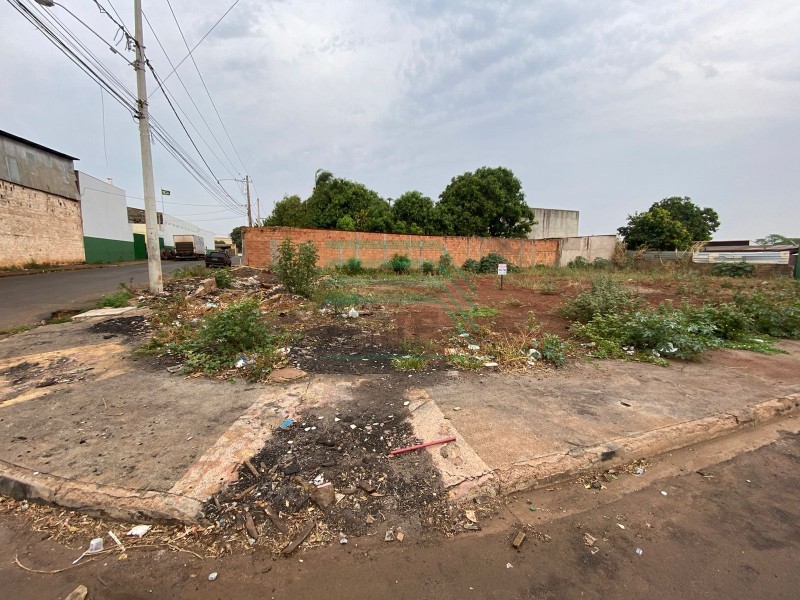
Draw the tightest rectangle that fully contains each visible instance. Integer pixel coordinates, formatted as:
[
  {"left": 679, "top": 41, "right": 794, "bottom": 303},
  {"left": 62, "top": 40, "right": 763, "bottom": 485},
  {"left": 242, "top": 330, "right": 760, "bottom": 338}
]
[{"left": 244, "top": 227, "right": 560, "bottom": 269}]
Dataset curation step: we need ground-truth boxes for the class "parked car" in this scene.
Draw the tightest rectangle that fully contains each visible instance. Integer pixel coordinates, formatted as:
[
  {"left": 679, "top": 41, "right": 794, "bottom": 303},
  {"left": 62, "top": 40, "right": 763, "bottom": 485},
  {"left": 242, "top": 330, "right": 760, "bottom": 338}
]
[{"left": 205, "top": 251, "right": 232, "bottom": 268}]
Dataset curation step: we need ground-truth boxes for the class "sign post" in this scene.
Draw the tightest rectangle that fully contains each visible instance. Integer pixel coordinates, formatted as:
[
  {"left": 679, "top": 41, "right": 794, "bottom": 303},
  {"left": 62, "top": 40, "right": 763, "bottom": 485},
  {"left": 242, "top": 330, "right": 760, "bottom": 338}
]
[{"left": 497, "top": 263, "right": 507, "bottom": 290}]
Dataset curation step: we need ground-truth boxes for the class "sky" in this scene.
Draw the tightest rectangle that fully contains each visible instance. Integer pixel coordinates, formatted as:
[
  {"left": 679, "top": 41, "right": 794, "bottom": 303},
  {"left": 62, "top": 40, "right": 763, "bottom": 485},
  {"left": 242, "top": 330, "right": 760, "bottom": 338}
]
[{"left": 1, "top": 0, "right": 798, "bottom": 239}]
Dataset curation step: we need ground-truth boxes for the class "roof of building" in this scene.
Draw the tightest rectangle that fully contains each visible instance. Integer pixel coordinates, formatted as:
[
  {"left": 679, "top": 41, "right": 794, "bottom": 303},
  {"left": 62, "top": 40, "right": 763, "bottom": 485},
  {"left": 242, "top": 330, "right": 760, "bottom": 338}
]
[
  {"left": 700, "top": 241, "right": 798, "bottom": 253},
  {"left": 0, "top": 130, "right": 79, "bottom": 161}
]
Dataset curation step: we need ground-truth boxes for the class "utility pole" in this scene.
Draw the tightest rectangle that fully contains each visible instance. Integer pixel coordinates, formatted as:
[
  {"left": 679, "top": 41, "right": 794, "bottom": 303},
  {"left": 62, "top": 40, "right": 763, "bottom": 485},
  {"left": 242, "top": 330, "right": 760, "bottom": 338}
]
[
  {"left": 256, "top": 197, "right": 261, "bottom": 222},
  {"left": 134, "top": 0, "right": 163, "bottom": 293},
  {"left": 245, "top": 175, "right": 253, "bottom": 227}
]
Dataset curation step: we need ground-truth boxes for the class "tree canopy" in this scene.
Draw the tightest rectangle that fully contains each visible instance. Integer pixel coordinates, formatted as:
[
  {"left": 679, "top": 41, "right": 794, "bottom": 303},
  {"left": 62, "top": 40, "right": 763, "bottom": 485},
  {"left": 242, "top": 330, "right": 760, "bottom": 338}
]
[
  {"left": 437, "top": 167, "right": 535, "bottom": 238},
  {"left": 259, "top": 166, "right": 536, "bottom": 238},
  {"left": 230, "top": 225, "right": 245, "bottom": 249},
  {"left": 755, "top": 234, "right": 800, "bottom": 247},
  {"left": 619, "top": 197, "right": 720, "bottom": 250}
]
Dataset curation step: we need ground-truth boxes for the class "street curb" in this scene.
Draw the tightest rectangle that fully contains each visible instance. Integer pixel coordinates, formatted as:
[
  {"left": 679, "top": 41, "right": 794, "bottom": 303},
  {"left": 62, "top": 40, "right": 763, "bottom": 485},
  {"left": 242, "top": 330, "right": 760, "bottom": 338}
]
[
  {"left": 0, "top": 459, "right": 203, "bottom": 523},
  {"left": 466, "top": 392, "right": 800, "bottom": 497}
]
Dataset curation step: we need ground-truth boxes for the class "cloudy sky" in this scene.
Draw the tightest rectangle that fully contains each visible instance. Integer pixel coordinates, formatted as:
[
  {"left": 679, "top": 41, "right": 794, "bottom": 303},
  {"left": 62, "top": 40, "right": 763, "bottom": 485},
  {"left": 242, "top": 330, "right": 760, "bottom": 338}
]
[{"left": 1, "top": 0, "right": 798, "bottom": 238}]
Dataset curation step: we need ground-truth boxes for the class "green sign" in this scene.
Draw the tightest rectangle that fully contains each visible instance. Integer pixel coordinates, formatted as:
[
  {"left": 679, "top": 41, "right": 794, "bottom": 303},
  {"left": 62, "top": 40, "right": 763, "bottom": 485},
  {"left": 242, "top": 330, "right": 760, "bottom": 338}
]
[{"left": 161, "top": 189, "right": 171, "bottom": 195}]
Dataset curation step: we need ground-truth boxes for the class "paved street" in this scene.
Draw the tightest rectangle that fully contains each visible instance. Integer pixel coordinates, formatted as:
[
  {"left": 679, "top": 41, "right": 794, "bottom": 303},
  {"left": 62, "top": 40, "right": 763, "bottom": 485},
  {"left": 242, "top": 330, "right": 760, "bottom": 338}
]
[
  {"left": 1, "top": 420, "right": 798, "bottom": 599},
  {"left": 0, "top": 261, "right": 203, "bottom": 330}
]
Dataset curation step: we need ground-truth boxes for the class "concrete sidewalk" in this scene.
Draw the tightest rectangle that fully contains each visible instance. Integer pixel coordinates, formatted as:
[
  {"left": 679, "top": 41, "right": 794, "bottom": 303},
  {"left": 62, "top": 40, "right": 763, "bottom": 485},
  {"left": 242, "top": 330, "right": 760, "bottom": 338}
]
[{"left": 0, "top": 315, "right": 798, "bottom": 522}]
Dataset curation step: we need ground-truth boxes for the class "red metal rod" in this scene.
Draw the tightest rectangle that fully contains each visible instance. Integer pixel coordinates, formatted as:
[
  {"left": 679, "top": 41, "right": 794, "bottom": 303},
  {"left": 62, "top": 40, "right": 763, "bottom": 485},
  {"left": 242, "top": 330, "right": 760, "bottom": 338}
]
[{"left": 389, "top": 436, "right": 456, "bottom": 456}]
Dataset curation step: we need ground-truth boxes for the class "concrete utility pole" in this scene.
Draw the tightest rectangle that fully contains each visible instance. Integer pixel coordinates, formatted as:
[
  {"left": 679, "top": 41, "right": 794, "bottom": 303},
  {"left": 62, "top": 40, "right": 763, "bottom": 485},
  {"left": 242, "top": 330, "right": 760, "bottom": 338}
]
[
  {"left": 134, "top": 0, "right": 163, "bottom": 293},
  {"left": 245, "top": 175, "right": 253, "bottom": 227}
]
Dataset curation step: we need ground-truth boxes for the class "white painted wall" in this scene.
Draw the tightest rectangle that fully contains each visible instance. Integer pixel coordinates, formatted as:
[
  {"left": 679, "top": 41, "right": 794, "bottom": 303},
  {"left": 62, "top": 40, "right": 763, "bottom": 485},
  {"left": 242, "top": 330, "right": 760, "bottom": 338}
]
[{"left": 77, "top": 172, "right": 131, "bottom": 242}]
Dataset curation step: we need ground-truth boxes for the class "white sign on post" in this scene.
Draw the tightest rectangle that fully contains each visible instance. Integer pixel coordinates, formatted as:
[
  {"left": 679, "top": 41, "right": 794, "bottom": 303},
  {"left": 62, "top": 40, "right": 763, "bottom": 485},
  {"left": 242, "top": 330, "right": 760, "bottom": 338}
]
[{"left": 497, "top": 263, "right": 507, "bottom": 276}]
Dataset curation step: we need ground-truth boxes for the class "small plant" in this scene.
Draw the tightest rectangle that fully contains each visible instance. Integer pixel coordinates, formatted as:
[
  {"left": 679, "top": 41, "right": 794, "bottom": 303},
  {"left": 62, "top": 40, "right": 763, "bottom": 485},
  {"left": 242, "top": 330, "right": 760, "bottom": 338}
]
[
  {"left": 96, "top": 285, "right": 134, "bottom": 308},
  {"left": 593, "top": 258, "right": 613, "bottom": 269},
  {"left": 537, "top": 278, "right": 558, "bottom": 295},
  {"left": 462, "top": 258, "right": 481, "bottom": 273},
  {"left": 388, "top": 253, "right": 412, "bottom": 274},
  {"left": 165, "top": 297, "right": 276, "bottom": 375},
  {"left": 392, "top": 355, "right": 429, "bottom": 371},
  {"left": 568, "top": 256, "right": 590, "bottom": 269},
  {"left": 438, "top": 252, "right": 455, "bottom": 276},
  {"left": 214, "top": 268, "right": 234, "bottom": 289},
  {"left": 457, "top": 305, "right": 498, "bottom": 318},
  {"left": 275, "top": 239, "right": 320, "bottom": 298},
  {"left": 342, "top": 257, "right": 363, "bottom": 275},
  {"left": 559, "top": 277, "right": 642, "bottom": 323},
  {"left": 421, "top": 261, "right": 436, "bottom": 275},
  {"left": 447, "top": 354, "right": 484, "bottom": 370},
  {"left": 540, "top": 333, "right": 568, "bottom": 367},
  {"left": 171, "top": 264, "right": 210, "bottom": 279},
  {"left": 712, "top": 262, "right": 754, "bottom": 278}
]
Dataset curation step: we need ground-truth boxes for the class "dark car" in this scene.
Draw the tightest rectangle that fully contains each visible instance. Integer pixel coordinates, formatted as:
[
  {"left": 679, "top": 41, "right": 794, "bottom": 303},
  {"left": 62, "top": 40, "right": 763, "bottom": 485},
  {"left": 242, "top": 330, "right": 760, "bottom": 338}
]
[{"left": 205, "top": 251, "right": 232, "bottom": 268}]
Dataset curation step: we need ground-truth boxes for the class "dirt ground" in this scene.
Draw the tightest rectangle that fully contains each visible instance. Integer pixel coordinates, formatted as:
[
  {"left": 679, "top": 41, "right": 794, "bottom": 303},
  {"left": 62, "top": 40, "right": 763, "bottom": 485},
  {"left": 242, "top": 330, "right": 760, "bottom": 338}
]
[{"left": 1, "top": 420, "right": 798, "bottom": 599}]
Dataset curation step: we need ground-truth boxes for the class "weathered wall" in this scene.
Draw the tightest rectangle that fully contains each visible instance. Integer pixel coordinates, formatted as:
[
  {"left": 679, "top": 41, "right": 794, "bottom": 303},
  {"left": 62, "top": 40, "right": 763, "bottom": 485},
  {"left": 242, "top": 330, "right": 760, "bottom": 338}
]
[
  {"left": 0, "top": 135, "right": 79, "bottom": 201},
  {"left": 557, "top": 235, "right": 617, "bottom": 266},
  {"left": 529, "top": 208, "right": 579, "bottom": 239},
  {"left": 77, "top": 172, "right": 135, "bottom": 263},
  {"left": 244, "top": 227, "right": 559, "bottom": 268},
  {"left": 0, "top": 180, "right": 84, "bottom": 266}
]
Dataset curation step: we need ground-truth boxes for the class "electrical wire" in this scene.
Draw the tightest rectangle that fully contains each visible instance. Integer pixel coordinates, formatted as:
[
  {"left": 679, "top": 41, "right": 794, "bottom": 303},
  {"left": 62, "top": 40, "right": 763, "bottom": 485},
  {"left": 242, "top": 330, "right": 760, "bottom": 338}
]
[
  {"left": 165, "top": 0, "right": 248, "bottom": 174},
  {"left": 149, "top": 0, "right": 243, "bottom": 97},
  {"left": 142, "top": 9, "right": 240, "bottom": 179}
]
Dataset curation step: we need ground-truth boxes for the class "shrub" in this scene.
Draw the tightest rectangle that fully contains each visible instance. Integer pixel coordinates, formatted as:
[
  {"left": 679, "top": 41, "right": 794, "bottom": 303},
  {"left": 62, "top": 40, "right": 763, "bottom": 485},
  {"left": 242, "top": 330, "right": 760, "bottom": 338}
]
[
  {"left": 214, "top": 268, "right": 234, "bottom": 289},
  {"left": 568, "top": 256, "right": 590, "bottom": 269},
  {"left": 540, "top": 333, "right": 569, "bottom": 367},
  {"left": 275, "top": 239, "right": 320, "bottom": 298},
  {"left": 479, "top": 253, "right": 508, "bottom": 274},
  {"left": 96, "top": 285, "right": 134, "bottom": 308},
  {"left": 593, "top": 258, "right": 613, "bottom": 269},
  {"left": 172, "top": 264, "right": 210, "bottom": 279},
  {"left": 438, "top": 252, "right": 455, "bottom": 276},
  {"left": 421, "top": 261, "right": 436, "bottom": 275},
  {"left": 462, "top": 258, "right": 481, "bottom": 273},
  {"left": 342, "top": 257, "right": 363, "bottom": 275},
  {"left": 712, "top": 262, "right": 754, "bottom": 278},
  {"left": 559, "top": 277, "right": 643, "bottom": 323},
  {"left": 167, "top": 297, "right": 275, "bottom": 374},
  {"left": 388, "top": 253, "right": 412, "bottom": 274},
  {"left": 735, "top": 292, "right": 800, "bottom": 338}
]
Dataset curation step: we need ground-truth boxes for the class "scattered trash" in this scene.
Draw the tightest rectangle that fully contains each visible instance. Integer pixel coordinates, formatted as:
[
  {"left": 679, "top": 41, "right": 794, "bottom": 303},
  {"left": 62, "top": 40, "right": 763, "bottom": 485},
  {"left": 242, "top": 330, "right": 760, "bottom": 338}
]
[
  {"left": 527, "top": 348, "right": 542, "bottom": 360},
  {"left": 590, "top": 480, "right": 602, "bottom": 490},
  {"left": 72, "top": 538, "right": 104, "bottom": 565},
  {"left": 235, "top": 355, "right": 253, "bottom": 369},
  {"left": 483, "top": 362, "right": 499, "bottom": 367},
  {"left": 365, "top": 514, "right": 375, "bottom": 524},
  {"left": 278, "top": 418, "right": 294, "bottom": 430},
  {"left": 529, "top": 505, "right": 536, "bottom": 512},
  {"left": 660, "top": 491, "right": 668, "bottom": 496},
  {"left": 453, "top": 406, "right": 461, "bottom": 411},
  {"left": 339, "top": 533, "right": 348, "bottom": 545},
  {"left": 465, "top": 510, "right": 478, "bottom": 523},
  {"left": 384, "top": 529, "right": 395, "bottom": 542},
  {"left": 312, "top": 474, "right": 325, "bottom": 485},
  {"left": 208, "top": 572, "right": 218, "bottom": 581},
  {"left": 205, "top": 302, "right": 217, "bottom": 308},
  {"left": 635, "top": 548, "right": 643, "bottom": 556},
  {"left": 617, "top": 523, "right": 625, "bottom": 529},
  {"left": 126, "top": 525, "right": 152, "bottom": 538},
  {"left": 166, "top": 365, "right": 183, "bottom": 374},
  {"left": 459, "top": 333, "right": 470, "bottom": 337},
  {"left": 395, "top": 527, "right": 405, "bottom": 542},
  {"left": 506, "top": 563, "right": 513, "bottom": 569},
  {"left": 389, "top": 436, "right": 456, "bottom": 456},
  {"left": 634, "top": 467, "right": 645, "bottom": 476},
  {"left": 590, "top": 547, "right": 600, "bottom": 555},
  {"left": 64, "top": 585, "right": 89, "bottom": 600},
  {"left": 108, "top": 530, "right": 125, "bottom": 551},
  {"left": 467, "top": 344, "right": 480, "bottom": 351},
  {"left": 512, "top": 531, "right": 526, "bottom": 549},
  {"left": 244, "top": 512, "right": 259, "bottom": 539},
  {"left": 583, "top": 533, "right": 597, "bottom": 547},
  {"left": 403, "top": 401, "right": 410, "bottom": 406},
  {"left": 620, "top": 401, "right": 632, "bottom": 407},
  {"left": 281, "top": 522, "right": 316, "bottom": 555},
  {"left": 347, "top": 308, "right": 359, "bottom": 319},
  {"left": 746, "top": 479, "right": 751, "bottom": 483}
]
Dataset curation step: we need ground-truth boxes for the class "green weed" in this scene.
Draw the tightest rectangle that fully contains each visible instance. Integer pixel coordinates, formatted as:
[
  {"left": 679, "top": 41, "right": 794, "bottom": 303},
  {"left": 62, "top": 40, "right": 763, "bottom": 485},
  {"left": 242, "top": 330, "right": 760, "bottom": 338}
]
[
  {"left": 214, "top": 268, "right": 234, "bottom": 289},
  {"left": 275, "top": 239, "right": 320, "bottom": 298},
  {"left": 171, "top": 264, "right": 211, "bottom": 279},
  {"left": 96, "top": 285, "right": 134, "bottom": 308},
  {"left": 392, "top": 355, "right": 429, "bottom": 371}
]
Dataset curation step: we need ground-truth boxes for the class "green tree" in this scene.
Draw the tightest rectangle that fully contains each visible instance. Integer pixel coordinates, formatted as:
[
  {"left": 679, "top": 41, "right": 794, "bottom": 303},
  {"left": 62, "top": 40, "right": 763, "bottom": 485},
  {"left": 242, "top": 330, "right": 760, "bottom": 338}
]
[
  {"left": 391, "top": 191, "right": 436, "bottom": 234},
  {"left": 230, "top": 226, "right": 245, "bottom": 249},
  {"left": 306, "top": 176, "right": 389, "bottom": 232},
  {"left": 618, "top": 207, "right": 692, "bottom": 250},
  {"left": 262, "top": 194, "right": 312, "bottom": 228},
  {"left": 619, "top": 197, "right": 719, "bottom": 250},
  {"left": 436, "top": 166, "right": 535, "bottom": 238},
  {"left": 755, "top": 234, "right": 800, "bottom": 246}
]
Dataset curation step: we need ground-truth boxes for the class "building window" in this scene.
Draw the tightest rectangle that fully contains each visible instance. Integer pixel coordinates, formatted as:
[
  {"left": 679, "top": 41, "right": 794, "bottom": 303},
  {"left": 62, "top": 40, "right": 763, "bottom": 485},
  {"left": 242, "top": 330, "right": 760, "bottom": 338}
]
[{"left": 5, "top": 156, "right": 21, "bottom": 183}]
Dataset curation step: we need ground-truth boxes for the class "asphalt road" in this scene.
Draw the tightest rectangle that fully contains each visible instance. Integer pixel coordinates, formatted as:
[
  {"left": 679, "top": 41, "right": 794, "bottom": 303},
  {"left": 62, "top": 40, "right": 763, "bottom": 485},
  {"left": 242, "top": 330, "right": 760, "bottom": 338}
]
[
  {"left": 1, "top": 420, "right": 798, "bottom": 599},
  {"left": 0, "top": 261, "right": 203, "bottom": 329}
]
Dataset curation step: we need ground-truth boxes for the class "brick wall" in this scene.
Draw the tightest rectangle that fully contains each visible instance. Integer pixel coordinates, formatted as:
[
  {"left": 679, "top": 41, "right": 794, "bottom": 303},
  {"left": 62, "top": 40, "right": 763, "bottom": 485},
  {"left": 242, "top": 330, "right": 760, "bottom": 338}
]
[
  {"left": 0, "top": 180, "right": 85, "bottom": 267},
  {"left": 243, "top": 226, "right": 560, "bottom": 269}
]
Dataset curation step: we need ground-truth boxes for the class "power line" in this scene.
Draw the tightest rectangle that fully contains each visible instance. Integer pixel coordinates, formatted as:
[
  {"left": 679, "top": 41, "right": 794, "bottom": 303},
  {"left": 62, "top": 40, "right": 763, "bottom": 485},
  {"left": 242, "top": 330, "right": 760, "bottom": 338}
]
[
  {"left": 149, "top": 0, "right": 243, "bottom": 98},
  {"left": 165, "top": 0, "right": 248, "bottom": 174},
  {"left": 142, "top": 9, "right": 240, "bottom": 179}
]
